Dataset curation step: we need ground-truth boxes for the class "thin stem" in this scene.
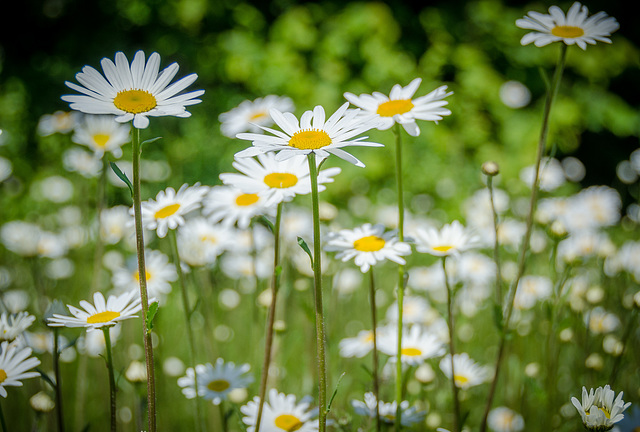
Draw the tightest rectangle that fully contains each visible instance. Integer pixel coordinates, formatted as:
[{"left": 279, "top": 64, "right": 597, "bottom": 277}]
[
  {"left": 308, "top": 152, "right": 327, "bottom": 432},
  {"left": 131, "top": 127, "right": 157, "bottom": 432},
  {"left": 443, "top": 257, "right": 461, "bottom": 432},
  {"left": 102, "top": 327, "right": 117, "bottom": 432},
  {"left": 255, "top": 202, "right": 283, "bottom": 432},
  {"left": 169, "top": 229, "right": 203, "bottom": 432},
  {"left": 369, "top": 269, "right": 381, "bottom": 432},
  {"left": 91, "top": 156, "right": 109, "bottom": 294},
  {"left": 0, "top": 402, "right": 6, "bottom": 432},
  {"left": 479, "top": 44, "right": 567, "bottom": 432},
  {"left": 53, "top": 328, "right": 65, "bottom": 432},
  {"left": 487, "top": 176, "right": 503, "bottom": 303},
  {"left": 609, "top": 307, "right": 639, "bottom": 385},
  {"left": 219, "top": 401, "right": 228, "bottom": 432}
]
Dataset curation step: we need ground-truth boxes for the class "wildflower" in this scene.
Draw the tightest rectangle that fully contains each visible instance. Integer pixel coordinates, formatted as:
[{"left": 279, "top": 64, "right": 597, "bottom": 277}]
[
  {"left": 514, "top": 275, "right": 553, "bottom": 310},
  {"left": 235, "top": 103, "right": 383, "bottom": 168},
  {"left": 62, "top": 148, "right": 102, "bottom": 178},
  {"left": 111, "top": 250, "right": 177, "bottom": 299},
  {"left": 177, "top": 217, "right": 234, "bottom": 267},
  {"left": 339, "top": 327, "right": 391, "bottom": 359},
  {"left": 77, "top": 325, "right": 121, "bottom": 357},
  {"left": 71, "top": 114, "right": 130, "bottom": 158},
  {"left": 241, "top": 388, "right": 319, "bottom": 432},
  {"left": 352, "top": 392, "right": 426, "bottom": 426},
  {"left": 62, "top": 50, "right": 204, "bottom": 129},
  {"left": 586, "top": 307, "right": 620, "bottom": 334},
  {"left": 487, "top": 407, "right": 525, "bottom": 432},
  {"left": 203, "top": 185, "right": 275, "bottom": 229},
  {"left": 100, "top": 205, "right": 134, "bottom": 245},
  {"left": 414, "top": 220, "right": 477, "bottom": 257},
  {"left": 0, "top": 341, "right": 41, "bottom": 398},
  {"left": 571, "top": 385, "right": 631, "bottom": 431},
  {"left": 516, "top": 2, "right": 619, "bottom": 50},
  {"left": 219, "top": 95, "right": 294, "bottom": 138},
  {"left": 178, "top": 358, "right": 253, "bottom": 405},
  {"left": 30, "top": 391, "right": 55, "bottom": 412},
  {"left": 344, "top": 78, "right": 452, "bottom": 136},
  {"left": 125, "top": 361, "right": 147, "bottom": 383},
  {"left": 378, "top": 325, "right": 445, "bottom": 365},
  {"left": 36, "top": 111, "right": 80, "bottom": 136},
  {"left": 0, "top": 312, "right": 36, "bottom": 344},
  {"left": 519, "top": 157, "right": 566, "bottom": 192},
  {"left": 325, "top": 223, "right": 411, "bottom": 273},
  {"left": 439, "top": 353, "right": 490, "bottom": 389}
]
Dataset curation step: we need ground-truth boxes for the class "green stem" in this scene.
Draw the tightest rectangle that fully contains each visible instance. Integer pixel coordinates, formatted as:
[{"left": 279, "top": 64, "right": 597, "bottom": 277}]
[
  {"left": 479, "top": 43, "right": 567, "bottom": 432},
  {"left": 169, "top": 229, "right": 203, "bottom": 432},
  {"left": 393, "top": 124, "right": 405, "bottom": 430},
  {"left": 131, "top": 127, "right": 157, "bottom": 432},
  {"left": 102, "top": 327, "right": 117, "bottom": 432},
  {"left": 308, "top": 152, "right": 327, "bottom": 432},
  {"left": 255, "top": 202, "right": 283, "bottom": 432},
  {"left": 53, "top": 327, "right": 65, "bottom": 432},
  {"left": 91, "top": 156, "right": 109, "bottom": 293},
  {"left": 609, "top": 307, "right": 639, "bottom": 385},
  {"left": 487, "top": 176, "right": 503, "bottom": 303},
  {"left": 369, "top": 270, "right": 381, "bottom": 432},
  {"left": 0, "top": 402, "right": 6, "bottom": 432},
  {"left": 443, "top": 257, "right": 461, "bottom": 432}
]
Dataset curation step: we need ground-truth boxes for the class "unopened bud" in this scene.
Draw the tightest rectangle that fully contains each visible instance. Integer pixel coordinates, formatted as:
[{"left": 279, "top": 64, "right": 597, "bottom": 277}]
[{"left": 482, "top": 161, "right": 500, "bottom": 177}]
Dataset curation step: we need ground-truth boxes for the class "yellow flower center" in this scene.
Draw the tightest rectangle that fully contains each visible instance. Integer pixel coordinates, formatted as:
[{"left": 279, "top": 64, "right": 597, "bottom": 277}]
[
  {"left": 454, "top": 374, "right": 469, "bottom": 387},
  {"left": 363, "top": 331, "right": 374, "bottom": 343},
  {"left": 264, "top": 172, "right": 299, "bottom": 189},
  {"left": 200, "top": 235, "right": 217, "bottom": 244},
  {"left": 274, "top": 414, "right": 304, "bottom": 432},
  {"left": 433, "top": 245, "right": 454, "bottom": 253},
  {"left": 235, "top": 193, "right": 259, "bottom": 207},
  {"left": 376, "top": 99, "right": 414, "bottom": 117},
  {"left": 249, "top": 110, "right": 268, "bottom": 121},
  {"left": 87, "top": 311, "right": 121, "bottom": 324},
  {"left": 288, "top": 129, "right": 332, "bottom": 150},
  {"left": 353, "top": 236, "right": 386, "bottom": 252},
  {"left": 134, "top": 271, "right": 152, "bottom": 283},
  {"left": 0, "top": 369, "right": 6, "bottom": 384},
  {"left": 92, "top": 133, "right": 110, "bottom": 148},
  {"left": 551, "top": 26, "right": 585, "bottom": 38},
  {"left": 154, "top": 203, "right": 181, "bottom": 219},
  {"left": 113, "top": 89, "right": 157, "bottom": 114},
  {"left": 401, "top": 347, "right": 422, "bottom": 357},
  {"left": 207, "top": 379, "right": 230, "bottom": 392}
]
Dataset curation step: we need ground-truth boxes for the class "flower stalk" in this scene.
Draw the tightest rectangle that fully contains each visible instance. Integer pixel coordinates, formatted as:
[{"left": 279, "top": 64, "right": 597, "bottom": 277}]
[
  {"left": 53, "top": 327, "right": 65, "bottom": 432},
  {"left": 443, "top": 257, "right": 461, "bottom": 432},
  {"left": 102, "top": 327, "right": 117, "bottom": 432},
  {"left": 369, "top": 269, "right": 381, "bottom": 432}
]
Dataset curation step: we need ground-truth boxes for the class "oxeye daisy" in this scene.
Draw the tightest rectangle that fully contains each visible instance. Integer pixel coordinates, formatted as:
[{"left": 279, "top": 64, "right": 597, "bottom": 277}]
[
  {"left": 352, "top": 393, "right": 426, "bottom": 427},
  {"left": 219, "top": 95, "right": 294, "bottom": 138},
  {"left": 0, "top": 341, "right": 41, "bottom": 398},
  {"left": 241, "top": 388, "right": 319, "bottom": 432},
  {"left": 414, "top": 220, "right": 478, "bottom": 257},
  {"left": 220, "top": 153, "right": 341, "bottom": 207},
  {"left": 178, "top": 358, "right": 253, "bottom": 405},
  {"left": 177, "top": 217, "right": 234, "bottom": 267},
  {"left": 203, "top": 185, "right": 276, "bottom": 229},
  {"left": 344, "top": 78, "right": 452, "bottom": 137},
  {"left": 378, "top": 325, "right": 445, "bottom": 366},
  {"left": 140, "top": 183, "right": 209, "bottom": 238},
  {"left": 62, "top": 50, "right": 204, "bottom": 129},
  {"left": 516, "top": 2, "right": 619, "bottom": 50},
  {"left": 1, "top": 311, "right": 36, "bottom": 344},
  {"left": 111, "top": 250, "right": 178, "bottom": 299},
  {"left": 571, "top": 385, "right": 631, "bottom": 431},
  {"left": 339, "top": 327, "right": 392, "bottom": 359},
  {"left": 71, "top": 114, "right": 130, "bottom": 158},
  {"left": 47, "top": 291, "right": 142, "bottom": 332},
  {"left": 235, "top": 102, "right": 383, "bottom": 168},
  {"left": 325, "top": 223, "right": 411, "bottom": 273},
  {"left": 439, "top": 353, "right": 490, "bottom": 389},
  {"left": 487, "top": 407, "right": 525, "bottom": 432}
]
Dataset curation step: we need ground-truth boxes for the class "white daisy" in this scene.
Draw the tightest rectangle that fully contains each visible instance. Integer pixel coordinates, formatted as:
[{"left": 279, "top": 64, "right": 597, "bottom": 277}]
[
  {"left": 47, "top": 290, "right": 142, "bottom": 332},
  {"left": 62, "top": 50, "right": 204, "bottom": 129},
  {"left": 414, "top": 220, "right": 478, "bottom": 257},
  {"left": 325, "top": 223, "right": 411, "bottom": 273},
  {"left": 514, "top": 275, "right": 552, "bottom": 310},
  {"left": 586, "top": 307, "right": 620, "bottom": 334},
  {"left": 140, "top": 183, "right": 209, "bottom": 238},
  {"left": 77, "top": 325, "right": 121, "bottom": 357},
  {"left": 378, "top": 325, "right": 446, "bottom": 365},
  {"left": 219, "top": 95, "right": 294, "bottom": 138},
  {"left": 344, "top": 78, "right": 452, "bottom": 137},
  {"left": 487, "top": 407, "right": 525, "bottom": 432},
  {"left": 439, "top": 353, "right": 490, "bottom": 389},
  {"left": 235, "top": 102, "right": 383, "bottom": 168},
  {"left": 352, "top": 392, "right": 426, "bottom": 426},
  {"left": 37, "top": 111, "right": 80, "bottom": 136},
  {"left": 519, "top": 157, "right": 566, "bottom": 192},
  {"left": 338, "top": 327, "right": 392, "bottom": 359},
  {"left": 220, "top": 153, "right": 341, "bottom": 207},
  {"left": 62, "top": 148, "right": 102, "bottom": 178},
  {"left": 71, "top": 114, "right": 130, "bottom": 158},
  {"left": 241, "top": 388, "right": 319, "bottom": 432},
  {"left": 178, "top": 358, "right": 253, "bottom": 405},
  {"left": 111, "top": 250, "right": 178, "bottom": 299},
  {"left": 516, "top": 2, "right": 619, "bottom": 50},
  {"left": 0, "top": 312, "right": 36, "bottom": 344},
  {"left": 203, "top": 185, "right": 276, "bottom": 229},
  {"left": 100, "top": 205, "right": 134, "bottom": 245},
  {"left": 0, "top": 341, "right": 41, "bottom": 398},
  {"left": 571, "top": 385, "right": 631, "bottom": 430},
  {"left": 177, "top": 217, "right": 234, "bottom": 267}
]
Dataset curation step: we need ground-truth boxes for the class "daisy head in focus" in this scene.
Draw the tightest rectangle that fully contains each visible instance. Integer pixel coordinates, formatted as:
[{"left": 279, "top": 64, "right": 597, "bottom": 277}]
[
  {"left": 325, "top": 223, "right": 411, "bottom": 273},
  {"left": 0, "top": 341, "right": 41, "bottom": 398},
  {"left": 414, "top": 220, "right": 478, "bottom": 257},
  {"left": 140, "top": 183, "right": 210, "bottom": 238},
  {"left": 219, "top": 95, "right": 294, "bottom": 138},
  {"left": 241, "top": 388, "right": 319, "bottom": 432},
  {"left": 62, "top": 50, "right": 204, "bottom": 129},
  {"left": 71, "top": 114, "right": 130, "bottom": 158},
  {"left": 516, "top": 2, "right": 619, "bottom": 50},
  {"left": 571, "top": 384, "right": 631, "bottom": 431},
  {"left": 344, "top": 78, "right": 452, "bottom": 137},
  {"left": 178, "top": 358, "right": 253, "bottom": 405},
  {"left": 235, "top": 102, "right": 383, "bottom": 168},
  {"left": 47, "top": 291, "right": 142, "bottom": 332},
  {"left": 203, "top": 185, "right": 276, "bottom": 230}
]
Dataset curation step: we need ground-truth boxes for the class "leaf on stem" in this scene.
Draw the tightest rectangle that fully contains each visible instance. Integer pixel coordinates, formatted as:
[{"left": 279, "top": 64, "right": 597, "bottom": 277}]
[
  {"left": 146, "top": 301, "right": 159, "bottom": 334},
  {"left": 327, "top": 372, "right": 346, "bottom": 414},
  {"left": 258, "top": 216, "right": 275, "bottom": 234},
  {"left": 110, "top": 162, "right": 133, "bottom": 196},
  {"left": 297, "top": 237, "right": 314, "bottom": 267},
  {"left": 141, "top": 136, "right": 162, "bottom": 150}
]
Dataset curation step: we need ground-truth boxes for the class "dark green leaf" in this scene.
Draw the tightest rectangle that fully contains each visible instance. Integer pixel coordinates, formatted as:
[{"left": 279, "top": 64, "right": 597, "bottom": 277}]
[
  {"left": 297, "top": 237, "right": 314, "bottom": 267},
  {"left": 146, "top": 301, "right": 159, "bottom": 334},
  {"left": 110, "top": 162, "right": 133, "bottom": 196}
]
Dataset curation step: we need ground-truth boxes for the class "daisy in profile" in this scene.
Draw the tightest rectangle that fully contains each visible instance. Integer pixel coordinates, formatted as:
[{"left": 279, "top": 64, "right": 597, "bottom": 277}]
[
  {"left": 111, "top": 250, "right": 178, "bottom": 300},
  {"left": 140, "top": 183, "right": 209, "bottom": 238},
  {"left": 178, "top": 358, "right": 253, "bottom": 405},
  {"left": 325, "top": 223, "right": 411, "bottom": 273},
  {"left": 71, "top": 114, "right": 130, "bottom": 158},
  {"left": 439, "top": 353, "right": 490, "bottom": 389},
  {"left": 516, "top": 2, "right": 619, "bottom": 50},
  {"left": 344, "top": 78, "right": 452, "bottom": 137},
  {"left": 62, "top": 50, "right": 204, "bottom": 129},
  {"left": 219, "top": 95, "right": 294, "bottom": 138},
  {"left": 47, "top": 291, "right": 142, "bottom": 332},
  {"left": 0, "top": 341, "right": 41, "bottom": 398},
  {"left": 414, "top": 220, "right": 478, "bottom": 257},
  {"left": 487, "top": 407, "right": 525, "bottom": 432},
  {"left": 1, "top": 311, "right": 36, "bottom": 344},
  {"left": 203, "top": 185, "right": 276, "bottom": 229},
  {"left": 241, "top": 388, "right": 319, "bottom": 432},
  {"left": 235, "top": 102, "right": 383, "bottom": 168},
  {"left": 571, "top": 385, "right": 631, "bottom": 430},
  {"left": 220, "top": 153, "right": 341, "bottom": 207},
  {"left": 378, "top": 325, "right": 445, "bottom": 366},
  {"left": 352, "top": 392, "right": 426, "bottom": 427}
]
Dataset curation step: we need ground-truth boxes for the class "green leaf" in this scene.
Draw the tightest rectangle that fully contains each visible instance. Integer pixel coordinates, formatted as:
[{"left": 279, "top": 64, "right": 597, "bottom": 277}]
[
  {"left": 492, "top": 303, "right": 504, "bottom": 332},
  {"left": 141, "top": 136, "right": 162, "bottom": 149},
  {"left": 327, "top": 372, "right": 346, "bottom": 414},
  {"left": 36, "top": 367, "right": 57, "bottom": 390},
  {"left": 259, "top": 216, "right": 275, "bottom": 234},
  {"left": 110, "top": 162, "right": 133, "bottom": 196},
  {"left": 145, "top": 301, "right": 159, "bottom": 334},
  {"left": 297, "top": 237, "right": 314, "bottom": 267}
]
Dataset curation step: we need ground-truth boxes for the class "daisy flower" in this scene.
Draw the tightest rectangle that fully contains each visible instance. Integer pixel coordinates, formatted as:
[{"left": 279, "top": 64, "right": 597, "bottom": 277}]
[
  {"left": 140, "top": 183, "right": 210, "bottom": 238},
  {"left": 514, "top": 275, "right": 552, "bottom": 310},
  {"left": 62, "top": 148, "right": 102, "bottom": 178},
  {"left": 414, "top": 220, "right": 478, "bottom": 257},
  {"left": 571, "top": 385, "right": 631, "bottom": 431},
  {"left": 352, "top": 392, "right": 426, "bottom": 426},
  {"left": 220, "top": 153, "right": 341, "bottom": 207},
  {"left": 325, "top": 223, "right": 411, "bottom": 273},
  {"left": 439, "top": 353, "right": 490, "bottom": 389},
  {"left": 177, "top": 217, "right": 234, "bottom": 267},
  {"left": 37, "top": 111, "right": 80, "bottom": 136},
  {"left": 71, "top": 114, "right": 130, "bottom": 158},
  {"left": 47, "top": 291, "right": 142, "bottom": 332},
  {"left": 111, "top": 250, "right": 178, "bottom": 299},
  {"left": 178, "top": 358, "right": 253, "bottom": 405},
  {"left": 344, "top": 78, "right": 452, "bottom": 137},
  {"left": 378, "top": 325, "right": 445, "bottom": 365},
  {"left": 62, "top": 50, "right": 204, "bottom": 129},
  {"left": 516, "top": 2, "right": 619, "bottom": 50},
  {"left": 487, "top": 407, "right": 525, "bottom": 432},
  {"left": 203, "top": 185, "right": 276, "bottom": 229},
  {"left": 241, "top": 388, "right": 319, "bottom": 432},
  {"left": 1, "top": 312, "right": 36, "bottom": 344},
  {"left": 338, "top": 327, "right": 392, "bottom": 358},
  {"left": 235, "top": 102, "right": 383, "bottom": 168},
  {"left": 0, "top": 341, "right": 41, "bottom": 398},
  {"left": 219, "top": 95, "right": 294, "bottom": 138}
]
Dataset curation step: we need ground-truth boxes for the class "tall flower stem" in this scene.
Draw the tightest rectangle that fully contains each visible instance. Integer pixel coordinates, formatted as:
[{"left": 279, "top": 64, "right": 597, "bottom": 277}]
[
  {"left": 443, "top": 257, "right": 461, "bottom": 432},
  {"left": 479, "top": 43, "right": 567, "bottom": 432},
  {"left": 393, "top": 124, "right": 406, "bottom": 429},
  {"left": 486, "top": 175, "right": 503, "bottom": 303},
  {"left": 91, "top": 156, "right": 109, "bottom": 293},
  {"left": 307, "top": 152, "right": 327, "bottom": 432},
  {"left": 368, "top": 269, "right": 381, "bottom": 432},
  {"left": 169, "top": 229, "right": 203, "bottom": 432},
  {"left": 255, "top": 202, "right": 283, "bottom": 432},
  {"left": 53, "top": 327, "right": 65, "bottom": 432},
  {"left": 102, "top": 327, "right": 117, "bottom": 432},
  {"left": 0, "top": 402, "right": 6, "bottom": 432},
  {"left": 131, "top": 127, "right": 157, "bottom": 432},
  {"left": 609, "top": 307, "right": 639, "bottom": 385}
]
